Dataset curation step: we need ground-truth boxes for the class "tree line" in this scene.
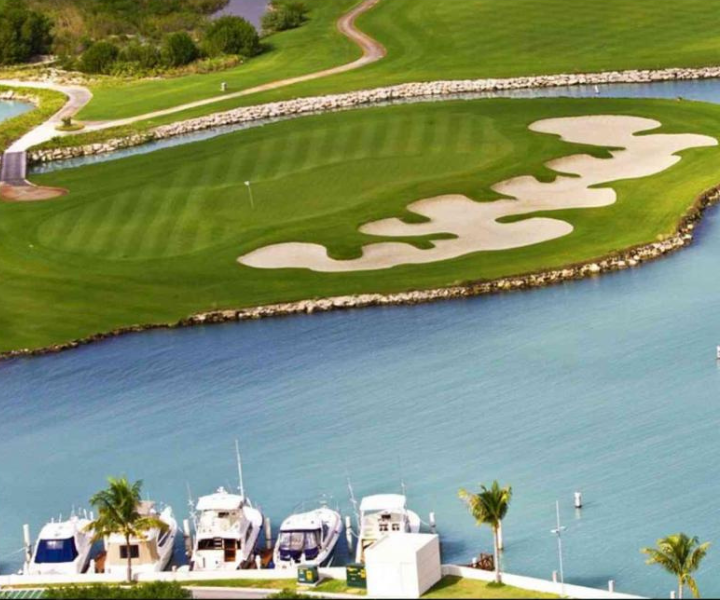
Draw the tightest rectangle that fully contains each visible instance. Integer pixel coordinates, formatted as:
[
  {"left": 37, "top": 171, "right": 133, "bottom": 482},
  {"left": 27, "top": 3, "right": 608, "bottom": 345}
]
[{"left": 0, "top": 0, "right": 310, "bottom": 75}]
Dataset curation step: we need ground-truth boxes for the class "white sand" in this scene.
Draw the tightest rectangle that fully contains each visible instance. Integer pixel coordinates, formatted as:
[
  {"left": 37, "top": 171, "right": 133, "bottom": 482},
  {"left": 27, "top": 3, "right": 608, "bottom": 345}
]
[{"left": 239, "top": 115, "right": 717, "bottom": 272}]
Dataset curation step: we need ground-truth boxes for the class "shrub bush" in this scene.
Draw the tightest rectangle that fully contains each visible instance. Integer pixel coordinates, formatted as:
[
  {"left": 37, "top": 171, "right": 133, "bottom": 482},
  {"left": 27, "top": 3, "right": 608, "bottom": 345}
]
[
  {"left": 261, "top": 0, "right": 309, "bottom": 34},
  {"left": 161, "top": 31, "right": 199, "bottom": 67},
  {"left": 79, "top": 40, "right": 120, "bottom": 73},
  {"left": 44, "top": 581, "right": 192, "bottom": 599},
  {"left": 205, "top": 16, "right": 260, "bottom": 57}
]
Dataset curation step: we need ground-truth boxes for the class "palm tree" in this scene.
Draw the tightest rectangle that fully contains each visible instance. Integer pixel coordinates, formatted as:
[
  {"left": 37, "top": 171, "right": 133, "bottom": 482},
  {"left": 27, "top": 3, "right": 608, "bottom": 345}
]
[
  {"left": 86, "top": 477, "right": 168, "bottom": 583},
  {"left": 458, "top": 481, "right": 512, "bottom": 584},
  {"left": 642, "top": 533, "right": 710, "bottom": 599}
]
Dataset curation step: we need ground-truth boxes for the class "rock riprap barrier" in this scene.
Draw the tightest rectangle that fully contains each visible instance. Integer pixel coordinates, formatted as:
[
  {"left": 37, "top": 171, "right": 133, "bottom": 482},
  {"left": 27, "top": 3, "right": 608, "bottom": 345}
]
[
  {"left": 27, "top": 65, "right": 720, "bottom": 164},
  {"left": 238, "top": 115, "right": 717, "bottom": 271}
]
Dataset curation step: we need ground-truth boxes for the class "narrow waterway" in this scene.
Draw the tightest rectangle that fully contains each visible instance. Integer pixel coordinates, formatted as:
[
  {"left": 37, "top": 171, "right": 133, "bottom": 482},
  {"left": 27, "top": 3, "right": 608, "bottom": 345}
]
[
  {"left": 31, "top": 77, "right": 720, "bottom": 176},
  {"left": 4, "top": 79, "right": 720, "bottom": 596}
]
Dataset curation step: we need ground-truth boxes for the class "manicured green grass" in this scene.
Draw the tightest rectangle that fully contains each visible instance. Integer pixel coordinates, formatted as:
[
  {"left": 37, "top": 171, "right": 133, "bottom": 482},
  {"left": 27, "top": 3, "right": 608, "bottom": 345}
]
[
  {"left": 74, "top": 0, "right": 720, "bottom": 124},
  {"left": 76, "top": 0, "right": 360, "bottom": 122},
  {"left": 3, "top": 97, "right": 720, "bottom": 354},
  {"left": 0, "top": 86, "right": 66, "bottom": 153},
  {"left": 186, "top": 578, "right": 365, "bottom": 595},
  {"left": 424, "top": 576, "right": 557, "bottom": 599}
]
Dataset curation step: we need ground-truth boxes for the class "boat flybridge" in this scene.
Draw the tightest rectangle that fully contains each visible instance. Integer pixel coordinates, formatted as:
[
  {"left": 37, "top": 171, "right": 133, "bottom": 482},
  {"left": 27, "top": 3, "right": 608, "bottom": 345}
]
[
  {"left": 355, "top": 494, "right": 421, "bottom": 563},
  {"left": 104, "top": 501, "right": 178, "bottom": 575},
  {"left": 273, "top": 505, "right": 342, "bottom": 569},
  {"left": 190, "top": 441, "right": 264, "bottom": 571},
  {"left": 27, "top": 514, "right": 94, "bottom": 575}
]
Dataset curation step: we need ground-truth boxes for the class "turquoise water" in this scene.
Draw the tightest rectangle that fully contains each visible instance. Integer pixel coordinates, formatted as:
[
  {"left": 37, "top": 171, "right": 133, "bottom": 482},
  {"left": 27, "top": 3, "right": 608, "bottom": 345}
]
[
  {"left": 4, "top": 81, "right": 720, "bottom": 596},
  {"left": 0, "top": 100, "right": 31, "bottom": 123}
]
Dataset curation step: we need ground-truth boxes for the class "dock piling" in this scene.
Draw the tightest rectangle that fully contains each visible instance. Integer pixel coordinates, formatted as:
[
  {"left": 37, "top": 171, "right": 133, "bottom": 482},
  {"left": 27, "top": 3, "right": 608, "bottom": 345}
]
[{"left": 264, "top": 517, "right": 272, "bottom": 551}]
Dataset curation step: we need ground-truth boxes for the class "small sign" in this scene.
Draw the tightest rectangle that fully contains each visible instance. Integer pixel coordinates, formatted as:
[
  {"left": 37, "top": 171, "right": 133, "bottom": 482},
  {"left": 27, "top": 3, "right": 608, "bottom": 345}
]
[{"left": 346, "top": 563, "right": 367, "bottom": 589}]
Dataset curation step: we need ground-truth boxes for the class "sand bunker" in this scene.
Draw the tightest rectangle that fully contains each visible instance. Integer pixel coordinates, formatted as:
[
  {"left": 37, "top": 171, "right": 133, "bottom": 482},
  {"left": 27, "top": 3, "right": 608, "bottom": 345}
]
[{"left": 239, "top": 115, "right": 717, "bottom": 272}]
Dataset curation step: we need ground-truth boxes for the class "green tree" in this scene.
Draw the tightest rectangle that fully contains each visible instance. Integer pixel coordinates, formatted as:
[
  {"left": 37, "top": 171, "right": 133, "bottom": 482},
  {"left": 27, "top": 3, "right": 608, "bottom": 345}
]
[
  {"left": 458, "top": 481, "right": 512, "bottom": 584},
  {"left": 79, "top": 41, "right": 120, "bottom": 74},
  {"left": 205, "top": 16, "right": 260, "bottom": 57},
  {"left": 161, "top": 31, "right": 198, "bottom": 67},
  {"left": 0, "top": 0, "right": 53, "bottom": 65},
  {"left": 86, "top": 477, "right": 168, "bottom": 583},
  {"left": 642, "top": 534, "right": 710, "bottom": 599}
]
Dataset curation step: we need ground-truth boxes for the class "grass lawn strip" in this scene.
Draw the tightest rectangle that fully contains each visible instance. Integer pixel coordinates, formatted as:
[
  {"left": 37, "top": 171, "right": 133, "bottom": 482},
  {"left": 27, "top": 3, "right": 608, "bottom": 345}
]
[{"left": 74, "top": 0, "right": 720, "bottom": 123}]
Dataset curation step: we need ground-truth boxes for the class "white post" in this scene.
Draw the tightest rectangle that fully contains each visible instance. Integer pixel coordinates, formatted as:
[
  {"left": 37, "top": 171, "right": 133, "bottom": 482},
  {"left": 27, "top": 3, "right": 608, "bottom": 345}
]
[
  {"left": 345, "top": 515, "right": 354, "bottom": 553},
  {"left": 22, "top": 524, "right": 32, "bottom": 571},
  {"left": 264, "top": 517, "right": 273, "bottom": 551},
  {"left": 670, "top": 591, "right": 676, "bottom": 599},
  {"left": 255, "top": 554, "right": 262, "bottom": 570},
  {"left": 574, "top": 491, "right": 583, "bottom": 509},
  {"left": 429, "top": 512, "right": 437, "bottom": 534},
  {"left": 551, "top": 501, "right": 566, "bottom": 598},
  {"left": 245, "top": 181, "right": 254, "bottom": 209},
  {"left": 552, "top": 570, "right": 558, "bottom": 584},
  {"left": 609, "top": 580, "right": 615, "bottom": 593}
]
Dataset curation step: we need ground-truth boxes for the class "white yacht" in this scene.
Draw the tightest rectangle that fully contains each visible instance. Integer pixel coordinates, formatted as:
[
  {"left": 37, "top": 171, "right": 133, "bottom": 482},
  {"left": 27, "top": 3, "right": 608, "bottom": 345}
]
[
  {"left": 104, "top": 502, "right": 178, "bottom": 575},
  {"left": 355, "top": 494, "right": 421, "bottom": 563},
  {"left": 190, "top": 487, "right": 264, "bottom": 571},
  {"left": 273, "top": 505, "right": 342, "bottom": 568},
  {"left": 26, "top": 515, "right": 94, "bottom": 575}
]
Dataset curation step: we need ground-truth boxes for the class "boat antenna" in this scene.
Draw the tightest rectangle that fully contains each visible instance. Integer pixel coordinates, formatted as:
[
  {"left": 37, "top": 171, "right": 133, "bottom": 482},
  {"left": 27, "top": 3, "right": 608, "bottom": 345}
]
[{"left": 235, "top": 439, "right": 246, "bottom": 499}]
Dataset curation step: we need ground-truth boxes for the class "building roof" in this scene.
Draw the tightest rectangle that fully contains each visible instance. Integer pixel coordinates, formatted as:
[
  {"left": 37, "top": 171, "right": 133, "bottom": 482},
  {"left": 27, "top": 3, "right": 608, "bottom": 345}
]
[
  {"left": 360, "top": 494, "right": 407, "bottom": 513},
  {"left": 365, "top": 533, "right": 439, "bottom": 562}
]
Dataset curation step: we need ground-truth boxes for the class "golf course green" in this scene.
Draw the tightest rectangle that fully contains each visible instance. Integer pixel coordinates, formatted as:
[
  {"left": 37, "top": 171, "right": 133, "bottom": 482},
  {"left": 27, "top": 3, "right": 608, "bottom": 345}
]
[
  {"left": 3, "top": 96, "right": 720, "bottom": 353},
  {"left": 77, "top": 0, "right": 720, "bottom": 122}
]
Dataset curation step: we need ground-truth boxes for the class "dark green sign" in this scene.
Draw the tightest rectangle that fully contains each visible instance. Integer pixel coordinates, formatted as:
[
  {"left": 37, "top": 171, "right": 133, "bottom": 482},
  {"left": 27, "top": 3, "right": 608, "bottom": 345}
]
[{"left": 346, "top": 563, "right": 367, "bottom": 589}]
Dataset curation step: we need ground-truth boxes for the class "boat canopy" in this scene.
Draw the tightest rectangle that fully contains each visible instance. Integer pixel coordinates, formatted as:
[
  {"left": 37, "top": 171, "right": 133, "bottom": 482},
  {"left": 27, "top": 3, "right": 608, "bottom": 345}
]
[
  {"left": 360, "top": 494, "right": 407, "bottom": 513},
  {"left": 197, "top": 492, "right": 244, "bottom": 512},
  {"left": 34, "top": 538, "right": 79, "bottom": 564}
]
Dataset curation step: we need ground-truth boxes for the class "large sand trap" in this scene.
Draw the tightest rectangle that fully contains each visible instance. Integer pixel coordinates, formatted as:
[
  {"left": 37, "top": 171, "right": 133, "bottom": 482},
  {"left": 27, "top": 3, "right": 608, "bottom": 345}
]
[{"left": 239, "top": 115, "right": 717, "bottom": 272}]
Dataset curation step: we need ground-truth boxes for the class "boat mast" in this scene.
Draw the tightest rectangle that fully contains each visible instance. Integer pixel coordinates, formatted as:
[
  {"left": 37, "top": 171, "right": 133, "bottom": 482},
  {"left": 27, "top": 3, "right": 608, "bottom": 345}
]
[{"left": 235, "top": 439, "right": 246, "bottom": 499}]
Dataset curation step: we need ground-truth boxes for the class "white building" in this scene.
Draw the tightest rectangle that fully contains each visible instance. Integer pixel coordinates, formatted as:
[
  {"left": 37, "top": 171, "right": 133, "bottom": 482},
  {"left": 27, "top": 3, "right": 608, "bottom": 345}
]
[{"left": 364, "top": 533, "right": 442, "bottom": 599}]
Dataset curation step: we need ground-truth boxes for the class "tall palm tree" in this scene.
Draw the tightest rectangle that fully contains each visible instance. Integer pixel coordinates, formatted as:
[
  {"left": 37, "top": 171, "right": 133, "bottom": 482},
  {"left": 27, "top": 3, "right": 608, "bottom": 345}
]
[
  {"left": 642, "top": 533, "right": 710, "bottom": 599},
  {"left": 86, "top": 477, "right": 168, "bottom": 583},
  {"left": 458, "top": 481, "right": 512, "bottom": 584}
]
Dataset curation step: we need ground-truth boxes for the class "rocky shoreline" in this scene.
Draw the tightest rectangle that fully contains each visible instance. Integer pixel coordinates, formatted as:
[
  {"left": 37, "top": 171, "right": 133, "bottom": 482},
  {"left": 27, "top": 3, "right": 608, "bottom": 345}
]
[
  {"left": 27, "top": 65, "right": 720, "bottom": 164},
  {"left": 2, "top": 182, "right": 718, "bottom": 363}
]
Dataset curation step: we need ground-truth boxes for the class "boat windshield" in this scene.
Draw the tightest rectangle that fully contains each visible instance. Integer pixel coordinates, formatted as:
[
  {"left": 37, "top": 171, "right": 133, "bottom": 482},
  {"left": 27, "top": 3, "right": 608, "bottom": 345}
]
[
  {"left": 34, "top": 538, "right": 79, "bottom": 564},
  {"left": 278, "top": 530, "right": 320, "bottom": 561}
]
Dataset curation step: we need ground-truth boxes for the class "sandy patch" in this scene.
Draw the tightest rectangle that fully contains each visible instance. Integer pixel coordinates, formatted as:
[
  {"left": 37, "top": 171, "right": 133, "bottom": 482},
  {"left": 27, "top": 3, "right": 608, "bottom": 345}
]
[
  {"left": 239, "top": 115, "right": 717, "bottom": 272},
  {"left": 0, "top": 183, "right": 67, "bottom": 202}
]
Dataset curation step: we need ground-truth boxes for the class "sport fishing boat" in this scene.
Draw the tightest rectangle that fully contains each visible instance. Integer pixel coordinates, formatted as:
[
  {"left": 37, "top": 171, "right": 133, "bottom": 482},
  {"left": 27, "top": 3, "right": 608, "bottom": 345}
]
[
  {"left": 190, "top": 487, "right": 264, "bottom": 570},
  {"left": 26, "top": 514, "right": 94, "bottom": 575},
  {"left": 355, "top": 494, "right": 421, "bottom": 563},
  {"left": 104, "top": 501, "right": 178, "bottom": 575},
  {"left": 273, "top": 505, "right": 343, "bottom": 568},
  {"left": 190, "top": 442, "right": 264, "bottom": 571}
]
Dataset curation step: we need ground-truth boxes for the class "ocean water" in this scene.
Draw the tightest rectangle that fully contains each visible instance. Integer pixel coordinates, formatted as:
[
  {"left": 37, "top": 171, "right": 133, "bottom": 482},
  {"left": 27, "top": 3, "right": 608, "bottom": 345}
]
[{"left": 4, "top": 79, "right": 720, "bottom": 596}]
